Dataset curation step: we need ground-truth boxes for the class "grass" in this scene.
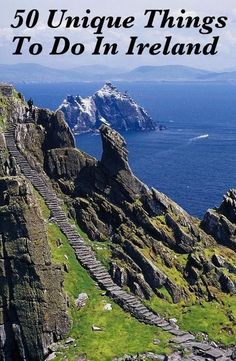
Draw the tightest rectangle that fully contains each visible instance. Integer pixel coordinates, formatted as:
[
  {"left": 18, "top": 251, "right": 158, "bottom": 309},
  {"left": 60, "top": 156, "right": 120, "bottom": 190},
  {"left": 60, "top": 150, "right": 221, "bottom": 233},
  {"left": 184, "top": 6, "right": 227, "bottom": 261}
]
[
  {"left": 35, "top": 191, "right": 172, "bottom": 361},
  {"left": 146, "top": 293, "right": 236, "bottom": 346}
]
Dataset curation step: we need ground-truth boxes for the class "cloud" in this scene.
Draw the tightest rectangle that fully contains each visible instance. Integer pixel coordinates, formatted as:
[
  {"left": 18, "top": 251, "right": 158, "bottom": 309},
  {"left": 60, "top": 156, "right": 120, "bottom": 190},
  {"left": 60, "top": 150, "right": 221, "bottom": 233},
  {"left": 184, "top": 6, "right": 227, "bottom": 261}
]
[{"left": 0, "top": 27, "right": 14, "bottom": 40}]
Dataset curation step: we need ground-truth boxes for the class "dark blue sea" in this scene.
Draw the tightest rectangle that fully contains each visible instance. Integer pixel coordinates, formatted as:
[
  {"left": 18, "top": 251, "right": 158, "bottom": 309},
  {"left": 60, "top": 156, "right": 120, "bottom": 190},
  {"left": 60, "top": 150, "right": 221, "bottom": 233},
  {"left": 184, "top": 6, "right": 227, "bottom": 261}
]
[{"left": 16, "top": 81, "right": 236, "bottom": 218}]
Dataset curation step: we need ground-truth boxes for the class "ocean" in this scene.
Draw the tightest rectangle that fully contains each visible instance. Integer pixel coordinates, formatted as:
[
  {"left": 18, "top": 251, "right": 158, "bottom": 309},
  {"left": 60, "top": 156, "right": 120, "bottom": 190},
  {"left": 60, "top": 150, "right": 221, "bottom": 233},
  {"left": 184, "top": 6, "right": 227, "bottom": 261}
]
[{"left": 16, "top": 81, "right": 236, "bottom": 218}]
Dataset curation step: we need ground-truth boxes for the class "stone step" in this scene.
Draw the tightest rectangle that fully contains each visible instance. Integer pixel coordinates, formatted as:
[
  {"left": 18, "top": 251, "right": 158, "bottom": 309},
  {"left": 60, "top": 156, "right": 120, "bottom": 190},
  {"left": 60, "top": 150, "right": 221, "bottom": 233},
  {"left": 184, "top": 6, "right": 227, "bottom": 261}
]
[
  {"left": 63, "top": 228, "right": 76, "bottom": 232},
  {"left": 70, "top": 242, "right": 84, "bottom": 248},
  {"left": 73, "top": 245, "right": 90, "bottom": 250},
  {"left": 149, "top": 315, "right": 162, "bottom": 322},
  {"left": 78, "top": 253, "right": 95, "bottom": 259},
  {"left": 156, "top": 321, "right": 170, "bottom": 327},
  {"left": 81, "top": 260, "right": 101, "bottom": 267},
  {"left": 111, "top": 290, "right": 127, "bottom": 297},
  {"left": 94, "top": 273, "right": 112, "bottom": 281},
  {"left": 162, "top": 325, "right": 174, "bottom": 332},
  {"left": 99, "top": 280, "right": 115, "bottom": 287},
  {"left": 60, "top": 229, "right": 79, "bottom": 235},
  {"left": 76, "top": 253, "right": 94, "bottom": 259},
  {"left": 85, "top": 260, "right": 102, "bottom": 267},
  {"left": 93, "top": 271, "right": 110, "bottom": 278},
  {"left": 93, "top": 274, "right": 111, "bottom": 281},
  {"left": 132, "top": 305, "right": 148, "bottom": 313},
  {"left": 126, "top": 300, "right": 143, "bottom": 308},
  {"left": 73, "top": 244, "right": 91, "bottom": 250},
  {"left": 122, "top": 295, "right": 138, "bottom": 303},
  {"left": 171, "top": 333, "right": 195, "bottom": 344},
  {"left": 138, "top": 309, "right": 154, "bottom": 317},
  {"left": 106, "top": 285, "right": 120, "bottom": 292},
  {"left": 89, "top": 265, "right": 107, "bottom": 273},
  {"left": 59, "top": 223, "right": 74, "bottom": 228},
  {"left": 80, "top": 257, "right": 96, "bottom": 263},
  {"left": 69, "top": 239, "right": 83, "bottom": 244},
  {"left": 73, "top": 243, "right": 91, "bottom": 250},
  {"left": 169, "top": 329, "right": 187, "bottom": 337},
  {"left": 65, "top": 234, "right": 79, "bottom": 239},
  {"left": 142, "top": 311, "right": 156, "bottom": 318},
  {"left": 55, "top": 218, "right": 66, "bottom": 222}
]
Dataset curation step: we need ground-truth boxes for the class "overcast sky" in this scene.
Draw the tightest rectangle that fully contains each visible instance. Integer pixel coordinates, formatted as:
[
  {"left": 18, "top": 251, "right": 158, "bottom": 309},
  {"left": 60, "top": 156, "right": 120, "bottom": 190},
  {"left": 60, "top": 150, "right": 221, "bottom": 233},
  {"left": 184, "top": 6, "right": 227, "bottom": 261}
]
[{"left": 1, "top": 0, "right": 236, "bottom": 70}]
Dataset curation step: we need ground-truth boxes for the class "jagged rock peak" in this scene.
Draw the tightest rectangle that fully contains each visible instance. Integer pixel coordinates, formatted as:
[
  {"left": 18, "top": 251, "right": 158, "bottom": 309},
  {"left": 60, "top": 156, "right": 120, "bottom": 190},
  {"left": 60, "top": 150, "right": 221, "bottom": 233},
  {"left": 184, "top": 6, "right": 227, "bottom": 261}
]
[
  {"left": 58, "top": 82, "right": 156, "bottom": 133},
  {"left": 96, "top": 82, "right": 126, "bottom": 98},
  {"left": 219, "top": 189, "right": 236, "bottom": 223},
  {"left": 100, "top": 124, "right": 131, "bottom": 174},
  {"left": 202, "top": 188, "right": 236, "bottom": 251}
]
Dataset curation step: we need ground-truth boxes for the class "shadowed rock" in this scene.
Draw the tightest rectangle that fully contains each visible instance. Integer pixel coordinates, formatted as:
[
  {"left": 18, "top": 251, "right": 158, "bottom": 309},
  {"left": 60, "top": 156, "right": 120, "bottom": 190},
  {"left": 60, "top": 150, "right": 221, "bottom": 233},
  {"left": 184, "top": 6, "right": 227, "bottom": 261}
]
[
  {"left": 202, "top": 189, "right": 236, "bottom": 251},
  {"left": 0, "top": 177, "right": 69, "bottom": 360}
]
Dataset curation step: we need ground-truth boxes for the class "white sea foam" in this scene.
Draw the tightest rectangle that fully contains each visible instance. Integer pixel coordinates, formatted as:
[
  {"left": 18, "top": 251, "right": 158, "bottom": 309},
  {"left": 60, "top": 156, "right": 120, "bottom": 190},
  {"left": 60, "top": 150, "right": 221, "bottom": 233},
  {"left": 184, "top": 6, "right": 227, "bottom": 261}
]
[{"left": 190, "top": 134, "right": 209, "bottom": 141}]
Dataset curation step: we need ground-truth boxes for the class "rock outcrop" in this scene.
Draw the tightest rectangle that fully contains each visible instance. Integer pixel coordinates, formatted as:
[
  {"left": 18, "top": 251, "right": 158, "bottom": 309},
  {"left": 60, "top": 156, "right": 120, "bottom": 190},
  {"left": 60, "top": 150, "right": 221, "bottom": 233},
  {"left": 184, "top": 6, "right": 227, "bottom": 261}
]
[
  {"left": 202, "top": 189, "right": 236, "bottom": 251},
  {"left": 39, "top": 123, "right": 236, "bottom": 303},
  {"left": 0, "top": 177, "right": 69, "bottom": 360},
  {"left": 0, "top": 92, "right": 70, "bottom": 360},
  {"left": 58, "top": 82, "right": 155, "bottom": 133}
]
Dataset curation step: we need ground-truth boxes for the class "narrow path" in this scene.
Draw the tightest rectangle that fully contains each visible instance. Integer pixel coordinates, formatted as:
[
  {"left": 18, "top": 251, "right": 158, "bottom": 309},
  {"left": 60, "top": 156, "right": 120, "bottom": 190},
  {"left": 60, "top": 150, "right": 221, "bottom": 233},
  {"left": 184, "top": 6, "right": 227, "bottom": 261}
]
[{"left": 4, "top": 124, "right": 231, "bottom": 360}]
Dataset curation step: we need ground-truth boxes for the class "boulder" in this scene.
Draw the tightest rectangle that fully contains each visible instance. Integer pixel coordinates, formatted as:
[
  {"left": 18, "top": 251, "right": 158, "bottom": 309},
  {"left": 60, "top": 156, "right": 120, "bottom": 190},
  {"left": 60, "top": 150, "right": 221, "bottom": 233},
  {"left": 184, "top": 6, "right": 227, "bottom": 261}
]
[
  {"left": 75, "top": 293, "right": 89, "bottom": 308},
  {"left": 65, "top": 337, "right": 75, "bottom": 345},
  {"left": 92, "top": 325, "right": 102, "bottom": 332},
  {"left": 103, "top": 303, "right": 112, "bottom": 311}
]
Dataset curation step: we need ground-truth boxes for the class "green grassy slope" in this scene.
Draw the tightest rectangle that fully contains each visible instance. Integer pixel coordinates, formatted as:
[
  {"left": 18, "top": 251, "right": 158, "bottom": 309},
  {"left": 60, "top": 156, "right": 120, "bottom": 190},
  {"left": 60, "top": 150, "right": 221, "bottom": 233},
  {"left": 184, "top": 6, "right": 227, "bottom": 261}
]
[{"left": 36, "top": 192, "right": 172, "bottom": 361}]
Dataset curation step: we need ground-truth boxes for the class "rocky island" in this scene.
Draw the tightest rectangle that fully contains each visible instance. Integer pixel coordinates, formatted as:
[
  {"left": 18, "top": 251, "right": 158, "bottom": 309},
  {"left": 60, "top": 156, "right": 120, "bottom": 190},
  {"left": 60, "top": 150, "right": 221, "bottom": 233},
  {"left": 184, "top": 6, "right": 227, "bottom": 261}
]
[
  {"left": 58, "top": 82, "right": 156, "bottom": 133},
  {"left": 0, "top": 84, "right": 235, "bottom": 360}
]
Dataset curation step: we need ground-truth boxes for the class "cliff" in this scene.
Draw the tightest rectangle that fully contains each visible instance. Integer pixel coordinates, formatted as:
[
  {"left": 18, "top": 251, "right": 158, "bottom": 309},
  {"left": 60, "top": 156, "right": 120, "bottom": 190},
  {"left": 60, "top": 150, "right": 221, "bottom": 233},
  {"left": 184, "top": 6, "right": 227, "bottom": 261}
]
[
  {"left": 44, "top": 124, "right": 236, "bottom": 304},
  {"left": 0, "top": 177, "right": 69, "bottom": 360},
  {"left": 13, "top": 92, "right": 236, "bottom": 306},
  {"left": 0, "top": 88, "right": 70, "bottom": 360},
  {"left": 0, "top": 85, "right": 235, "bottom": 359},
  {"left": 58, "top": 82, "right": 156, "bottom": 133}
]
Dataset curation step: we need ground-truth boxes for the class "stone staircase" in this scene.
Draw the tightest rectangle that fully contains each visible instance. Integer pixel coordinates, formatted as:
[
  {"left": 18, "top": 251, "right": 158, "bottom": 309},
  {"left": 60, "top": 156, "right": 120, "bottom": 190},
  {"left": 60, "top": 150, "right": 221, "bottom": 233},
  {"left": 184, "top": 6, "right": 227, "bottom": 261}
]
[{"left": 4, "top": 124, "right": 231, "bottom": 360}]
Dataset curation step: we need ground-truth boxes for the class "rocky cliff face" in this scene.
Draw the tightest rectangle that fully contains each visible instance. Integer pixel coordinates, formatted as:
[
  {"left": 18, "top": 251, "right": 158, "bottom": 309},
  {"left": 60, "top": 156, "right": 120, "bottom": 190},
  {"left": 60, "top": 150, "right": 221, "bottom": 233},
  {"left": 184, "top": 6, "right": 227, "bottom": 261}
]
[
  {"left": 202, "top": 190, "right": 236, "bottom": 251},
  {"left": 7, "top": 90, "right": 236, "bottom": 306},
  {"left": 39, "top": 123, "right": 236, "bottom": 304},
  {"left": 0, "top": 91, "right": 70, "bottom": 360},
  {"left": 1, "top": 86, "right": 236, "bottom": 357},
  {"left": 0, "top": 177, "right": 69, "bottom": 360},
  {"left": 58, "top": 82, "right": 155, "bottom": 133}
]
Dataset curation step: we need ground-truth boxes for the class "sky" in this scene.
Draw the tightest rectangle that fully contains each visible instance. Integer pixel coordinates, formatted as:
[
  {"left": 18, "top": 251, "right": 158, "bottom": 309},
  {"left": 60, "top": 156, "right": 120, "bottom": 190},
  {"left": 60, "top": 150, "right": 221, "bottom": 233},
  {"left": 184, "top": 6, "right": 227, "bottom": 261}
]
[{"left": 1, "top": 0, "right": 236, "bottom": 71}]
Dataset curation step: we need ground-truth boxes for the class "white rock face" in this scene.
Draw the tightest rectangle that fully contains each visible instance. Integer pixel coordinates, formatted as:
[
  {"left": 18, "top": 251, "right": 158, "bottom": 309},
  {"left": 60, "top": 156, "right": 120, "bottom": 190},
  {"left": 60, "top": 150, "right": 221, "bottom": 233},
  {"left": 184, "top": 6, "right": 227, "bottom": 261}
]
[{"left": 58, "top": 83, "right": 155, "bottom": 133}]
